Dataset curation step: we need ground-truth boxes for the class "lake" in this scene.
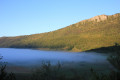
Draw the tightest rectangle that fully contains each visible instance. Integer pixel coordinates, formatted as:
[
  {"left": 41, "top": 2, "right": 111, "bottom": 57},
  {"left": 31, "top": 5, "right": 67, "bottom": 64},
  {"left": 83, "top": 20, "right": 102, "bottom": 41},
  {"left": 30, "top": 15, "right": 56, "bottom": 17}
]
[{"left": 0, "top": 48, "right": 113, "bottom": 73}]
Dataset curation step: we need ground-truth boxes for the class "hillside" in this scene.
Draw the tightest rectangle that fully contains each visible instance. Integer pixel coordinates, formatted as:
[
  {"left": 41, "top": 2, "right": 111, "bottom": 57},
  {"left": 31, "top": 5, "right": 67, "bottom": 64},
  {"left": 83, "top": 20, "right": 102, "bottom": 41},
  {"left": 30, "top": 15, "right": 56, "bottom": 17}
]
[{"left": 0, "top": 13, "right": 120, "bottom": 52}]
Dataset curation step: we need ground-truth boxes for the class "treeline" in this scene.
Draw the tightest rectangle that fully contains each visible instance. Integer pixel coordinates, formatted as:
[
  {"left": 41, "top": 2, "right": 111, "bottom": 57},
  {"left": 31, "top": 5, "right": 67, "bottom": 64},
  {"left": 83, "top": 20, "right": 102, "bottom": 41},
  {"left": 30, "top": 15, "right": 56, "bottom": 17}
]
[{"left": 1, "top": 61, "right": 120, "bottom": 80}]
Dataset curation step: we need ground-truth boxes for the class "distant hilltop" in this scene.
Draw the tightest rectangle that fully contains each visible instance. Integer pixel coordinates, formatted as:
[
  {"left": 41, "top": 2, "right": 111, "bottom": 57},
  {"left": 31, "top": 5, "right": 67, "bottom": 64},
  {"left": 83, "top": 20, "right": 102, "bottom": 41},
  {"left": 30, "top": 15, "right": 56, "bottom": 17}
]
[
  {"left": 81, "top": 13, "right": 120, "bottom": 23},
  {"left": 88, "top": 14, "right": 107, "bottom": 22},
  {"left": 0, "top": 13, "right": 120, "bottom": 52}
]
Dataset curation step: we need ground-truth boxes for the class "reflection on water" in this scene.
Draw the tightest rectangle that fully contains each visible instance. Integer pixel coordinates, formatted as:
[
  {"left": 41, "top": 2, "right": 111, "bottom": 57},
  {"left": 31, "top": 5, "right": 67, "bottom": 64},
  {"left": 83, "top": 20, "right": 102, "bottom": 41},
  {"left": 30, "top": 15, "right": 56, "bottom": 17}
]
[{"left": 0, "top": 48, "right": 108, "bottom": 67}]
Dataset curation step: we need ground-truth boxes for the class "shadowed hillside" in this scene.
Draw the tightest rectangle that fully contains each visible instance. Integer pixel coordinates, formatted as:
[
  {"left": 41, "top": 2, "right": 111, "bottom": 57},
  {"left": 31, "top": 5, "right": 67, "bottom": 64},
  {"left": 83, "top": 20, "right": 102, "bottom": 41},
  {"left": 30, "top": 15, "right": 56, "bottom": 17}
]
[
  {"left": 85, "top": 43, "right": 120, "bottom": 53},
  {"left": 0, "top": 13, "right": 120, "bottom": 52}
]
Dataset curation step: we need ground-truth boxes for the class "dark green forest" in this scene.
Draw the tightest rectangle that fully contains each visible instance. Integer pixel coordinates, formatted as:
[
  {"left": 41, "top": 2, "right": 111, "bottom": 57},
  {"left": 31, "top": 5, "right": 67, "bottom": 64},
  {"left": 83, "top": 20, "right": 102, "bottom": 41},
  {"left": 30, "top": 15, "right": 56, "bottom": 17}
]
[{"left": 0, "top": 13, "right": 120, "bottom": 52}]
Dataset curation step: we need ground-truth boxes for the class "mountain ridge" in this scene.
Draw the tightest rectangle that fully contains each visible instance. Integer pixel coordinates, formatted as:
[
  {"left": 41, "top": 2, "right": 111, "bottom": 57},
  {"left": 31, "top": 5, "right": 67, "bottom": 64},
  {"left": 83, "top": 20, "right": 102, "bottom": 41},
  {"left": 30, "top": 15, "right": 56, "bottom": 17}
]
[{"left": 0, "top": 13, "right": 120, "bottom": 52}]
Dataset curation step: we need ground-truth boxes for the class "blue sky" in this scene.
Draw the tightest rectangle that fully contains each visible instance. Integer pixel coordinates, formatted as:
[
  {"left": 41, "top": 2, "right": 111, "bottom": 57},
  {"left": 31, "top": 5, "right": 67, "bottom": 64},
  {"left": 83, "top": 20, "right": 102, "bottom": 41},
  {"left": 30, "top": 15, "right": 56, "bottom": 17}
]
[{"left": 0, "top": 0, "right": 120, "bottom": 37}]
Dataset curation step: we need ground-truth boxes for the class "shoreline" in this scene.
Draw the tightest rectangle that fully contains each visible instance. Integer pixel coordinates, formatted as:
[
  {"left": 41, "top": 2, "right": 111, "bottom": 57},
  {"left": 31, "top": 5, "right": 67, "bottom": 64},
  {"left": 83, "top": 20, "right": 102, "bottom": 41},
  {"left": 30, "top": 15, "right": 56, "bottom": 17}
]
[
  {"left": 0, "top": 45, "right": 118, "bottom": 54},
  {"left": 0, "top": 47, "right": 82, "bottom": 52}
]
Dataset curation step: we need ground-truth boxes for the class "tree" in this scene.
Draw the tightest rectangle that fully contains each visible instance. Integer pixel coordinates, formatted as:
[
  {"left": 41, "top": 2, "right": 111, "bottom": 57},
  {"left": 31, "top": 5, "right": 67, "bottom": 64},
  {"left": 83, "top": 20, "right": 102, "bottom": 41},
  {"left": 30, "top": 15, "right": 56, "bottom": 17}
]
[{"left": 0, "top": 55, "right": 16, "bottom": 80}]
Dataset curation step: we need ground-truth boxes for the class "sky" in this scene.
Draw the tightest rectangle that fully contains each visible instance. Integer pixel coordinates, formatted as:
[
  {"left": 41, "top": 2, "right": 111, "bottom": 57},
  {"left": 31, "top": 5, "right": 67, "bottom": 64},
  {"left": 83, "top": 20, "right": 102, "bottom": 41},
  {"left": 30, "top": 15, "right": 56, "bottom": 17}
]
[{"left": 0, "top": 0, "right": 120, "bottom": 37}]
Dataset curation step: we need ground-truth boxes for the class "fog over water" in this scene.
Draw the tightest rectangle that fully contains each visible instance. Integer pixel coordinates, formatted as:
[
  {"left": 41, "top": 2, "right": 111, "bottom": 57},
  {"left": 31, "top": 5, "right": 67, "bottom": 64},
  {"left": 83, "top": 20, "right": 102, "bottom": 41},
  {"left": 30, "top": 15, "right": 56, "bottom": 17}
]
[{"left": 0, "top": 48, "right": 109, "bottom": 67}]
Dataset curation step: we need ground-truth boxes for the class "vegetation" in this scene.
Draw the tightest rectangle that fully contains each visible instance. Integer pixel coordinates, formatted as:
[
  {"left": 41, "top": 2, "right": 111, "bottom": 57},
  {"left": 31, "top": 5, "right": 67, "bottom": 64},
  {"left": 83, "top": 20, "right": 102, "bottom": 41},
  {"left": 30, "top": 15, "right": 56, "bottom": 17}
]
[
  {"left": 90, "top": 68, "right": 120, "bottom": 80},
  {"left": 0, "top": 13, "right": 120, "bottom": 51},
  {"left": 31, "top": 62, "right": 62, "bottom": 80},
  {"left": 30, "top": 44, "right": 120, "bottom": 80},
  {"left": 0, "top": 56, "right": 120, "bottom": 80},
  {"left": 86, "top": 43, "right": 120, "bottom": 53},
  {"left": 19, "top": 62, "right": 120, "bottom": 80},
  {"left": 0, "top": 56, "right": 16, "bottom": 80},
  {"left": 88, "top": 43, "right": 120, "bottom": 80},
  {"left": 107, "top": 43, "right": 120, "bottom": 70},
  {"left": 0, "top": 13, "right": 120, "bottom": 80}
]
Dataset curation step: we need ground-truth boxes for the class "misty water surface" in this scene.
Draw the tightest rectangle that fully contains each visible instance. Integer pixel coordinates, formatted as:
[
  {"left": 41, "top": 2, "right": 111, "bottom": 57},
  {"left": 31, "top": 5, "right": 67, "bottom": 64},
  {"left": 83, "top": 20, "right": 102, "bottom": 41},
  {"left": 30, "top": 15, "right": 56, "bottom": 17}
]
[{"left": 0, "top": 48, "right": 109, "bottom": 67}]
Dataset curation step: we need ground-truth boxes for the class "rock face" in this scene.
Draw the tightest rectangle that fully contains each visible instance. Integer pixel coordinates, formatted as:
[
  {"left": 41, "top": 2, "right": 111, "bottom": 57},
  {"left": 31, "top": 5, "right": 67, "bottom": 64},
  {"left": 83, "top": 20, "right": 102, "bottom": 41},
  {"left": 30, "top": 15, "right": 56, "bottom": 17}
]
[
  {"left": 80, "top": 14, "right": 108, "bottom": 24},
  {"left": 89, "top": 15, "right": 108, "bottom": 22},
  {"left": 113, "top": 13, "right": 120, "bottom": 17}
]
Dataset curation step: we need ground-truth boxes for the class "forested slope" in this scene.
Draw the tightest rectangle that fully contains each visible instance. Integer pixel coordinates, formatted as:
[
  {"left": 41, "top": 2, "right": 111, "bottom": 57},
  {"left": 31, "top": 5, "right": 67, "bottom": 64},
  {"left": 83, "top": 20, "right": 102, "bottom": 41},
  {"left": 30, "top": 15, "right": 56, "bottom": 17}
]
[{"left": 0, "top": 13, "right": 120, "bottom": 51}]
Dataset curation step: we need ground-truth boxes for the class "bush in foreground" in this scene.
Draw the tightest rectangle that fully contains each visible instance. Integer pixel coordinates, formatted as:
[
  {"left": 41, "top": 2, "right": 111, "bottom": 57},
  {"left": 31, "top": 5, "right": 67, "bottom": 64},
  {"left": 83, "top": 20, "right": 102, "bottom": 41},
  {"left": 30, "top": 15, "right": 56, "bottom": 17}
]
[{"left": 0, "top": 56, "right": 16, "bottom": 80}]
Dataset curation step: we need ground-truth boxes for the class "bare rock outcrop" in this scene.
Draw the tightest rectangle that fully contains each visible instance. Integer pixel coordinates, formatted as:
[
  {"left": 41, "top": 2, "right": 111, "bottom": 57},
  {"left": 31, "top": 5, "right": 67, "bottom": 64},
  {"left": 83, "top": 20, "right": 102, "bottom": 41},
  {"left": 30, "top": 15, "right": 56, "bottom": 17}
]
[{"left": 88, "top": 14, "right": 108, "bottom": 22}]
